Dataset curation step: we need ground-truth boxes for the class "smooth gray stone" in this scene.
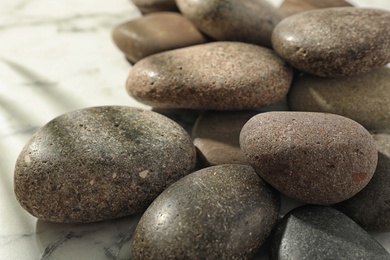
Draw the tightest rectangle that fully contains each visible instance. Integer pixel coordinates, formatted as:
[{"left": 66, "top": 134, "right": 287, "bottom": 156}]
[{"left": 270, "top": 205, "right": 390, "bottom": 260}]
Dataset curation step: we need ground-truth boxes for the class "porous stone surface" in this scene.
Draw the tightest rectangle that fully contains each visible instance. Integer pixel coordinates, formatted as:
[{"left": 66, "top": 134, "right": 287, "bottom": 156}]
[
  {"left": 126, "top": 41, "right": 293, "bottom": 110},
  {"left": 192, "top": 110, "right": 259, "bottom": 166},
  {"left": 270, "top": 205, "right": 390, "bottom": 260},
  {"left": 131, "top": 0, "right": 178, "bottom": 14},
  {"left": 131, "top": 164, "right": 280, "bottom": 259},
  {"left": 334, "top": 130, "right": 390, "bottom": 232},
  {"left": 112, "top": 12, "right": 207, "bottom": 64},
  {"left": 14, "top": 106, "right": 196, "bottom": 223},
  {"left": 240, "top": 111, "right": 378, "bottom": 205},
  {"left": 288, "top": 66, "right": 390, "bottom": 130},
  {"left": 279, "top": 0, "right": 353, "bottom": 16},
  {"left": 272, "top": 7, "right": 390, "bottom": 77},
  {"left": 176, "top": 0, "right": 284, "bottom": 47}
]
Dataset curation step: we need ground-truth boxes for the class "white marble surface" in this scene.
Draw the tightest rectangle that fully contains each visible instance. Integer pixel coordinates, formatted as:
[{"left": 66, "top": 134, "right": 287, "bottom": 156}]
[{"left": 1, "top": 0, "right": 390, "bottom": 259}]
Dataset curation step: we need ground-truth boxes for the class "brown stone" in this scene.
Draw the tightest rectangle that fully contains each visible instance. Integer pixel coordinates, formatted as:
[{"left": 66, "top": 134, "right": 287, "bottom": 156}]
[
  {"left": 176, "top": 0, "right": 284, "bottom": 47},
  {"left": 288, "top": 66, "right": 390, "bottom": 130},
  {"left": 279, "top": 0, "right": 353, "bottom": 16},
  {"left": 240, "top": 112, "right": 378, "bottom": 205},
  {"left": 192, "top": 110, "right": 259, "bottom": 166},
  {"left": 131, "top": 164, "right": 280, "bottom": 259},
  {"left": 126, "top": 41, "right": 293, "bottom": 110},
  {"left": 14, "top": 106, "right": 196, "bottom": 223},
  {"left": 131, "top": 0, "right": 178, "bottom": 14},
  {"left": 334, "top": 130, "right": 390, "bottom": 232},
  {"left": 112, "top": 12, "right": 207, "bottom": 64},
  {"left": 272, "top": 8, "right": 390, "bottom": 77}
]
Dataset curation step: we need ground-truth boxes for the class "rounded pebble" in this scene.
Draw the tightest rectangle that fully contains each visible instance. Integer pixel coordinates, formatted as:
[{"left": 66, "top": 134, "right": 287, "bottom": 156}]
[
  {"left": 334, "top": 130, "right": 390, "bottom": 232},
  {"left": 288, "top": 66, "right": 390, "bottom": 130},
  {"left": 14, "top": 106, "right": 196, "bottom": 223},
  {"left": 126, "top": 41, "right": 293, "bottom": 110},
  {"left": 176, "top": 0, "right": 284, "bottom": 47},
  {"left": 279, "top": 0, "right": 353, "bottom": 16},
  {"left": 131, "top": 0, "right": 178, "bottom": 14},
  {"left": 272, "top": 7, "right": 390, "bottom": 77},
  {"left": 192, "top": 110, "right": 259, "bottom": 166},
  {"left": 112, "top": 12, "right": 207, "bottom": 64},
  {"left": 240, "top": 111, "right": 378, "bottom": 205},
  {"left": 131, "top": 164, "right": 280, "bottom": 259}
]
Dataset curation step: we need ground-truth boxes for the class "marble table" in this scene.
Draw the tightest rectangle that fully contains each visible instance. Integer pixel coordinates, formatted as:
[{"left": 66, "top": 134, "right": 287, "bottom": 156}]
[{"left": 1, "top": 0, "right": 389, "bottom": 259}]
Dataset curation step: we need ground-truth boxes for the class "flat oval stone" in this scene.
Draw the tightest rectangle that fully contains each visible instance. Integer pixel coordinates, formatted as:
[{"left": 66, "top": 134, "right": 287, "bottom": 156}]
[
  {"left": 272, "top": 8, "right": 390, "bottom": 77},
  {"left": 288, "top": 67, "right": 390, "bottom": 130},
  {"left": 131, "top": 164, "right": 280, "bottom": 259},
  {"left": 176, "top": 0, "right": 284, "bottom": 47},
  {"left": 14, "top": 106, "right": 196, "bottom": 223},
  {"left": 240, "top": 112, "right": 378, "bottom": 205},
  {"left": 279, "top": 0, "right": 353, "bottom": 16},
  {"left": 334, "top": 130, "right": 390, "bottom": 232},
  {"left": 192, "top": 110, "right": 259, "bottom": 166},
  {"left": 126, "top": 41, "right": 293, "bottom": 110},
  {"left": 131, "top": 0, "right": 178, "bottom": 14},
  {"left": 270, "top": 205, "right": 390, "bottom": 260},
  {"left": 112, "top": 12, "right": 207, "bottom": 64}
]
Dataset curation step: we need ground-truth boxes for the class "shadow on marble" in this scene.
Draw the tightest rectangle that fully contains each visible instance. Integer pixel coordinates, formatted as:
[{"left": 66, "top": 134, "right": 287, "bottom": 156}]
[{"left": 35, "top": 213, "right": 142, "bottom": 260}]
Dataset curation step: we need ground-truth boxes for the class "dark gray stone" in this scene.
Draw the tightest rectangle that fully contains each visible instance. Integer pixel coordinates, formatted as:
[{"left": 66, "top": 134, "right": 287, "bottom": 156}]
[
  {"left": 131, "top": 164, "right": 280, "bottom": 259},
  {"left": 270, "top": 205, "right": 390, "bottom": 260},
  {"left": 240, "top": 112, "right": 378, "bottom": 205},
  {"left": 14, "top": 106, "right": 196, "bottom": 223},
  {"left": 334, "top": 130, "right": 390, "bottom": 232},
  {"left": 272, "top": 8, "right": 390, "bottom": 77},
  {"left": 131, "top": 0, "right": 178, "bottom": 14}
]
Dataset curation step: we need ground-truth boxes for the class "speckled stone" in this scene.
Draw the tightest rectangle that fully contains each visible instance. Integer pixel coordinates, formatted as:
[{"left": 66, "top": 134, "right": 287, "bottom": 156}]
[
  {"left": 272, "top": 8, "right": 390, "bottom": 77},
  {"left": 14, "top": 106, "right": 196, "bottom": 223},
  {"left": 334, "top": 130, "right": 390, "bottom": 232},
  {"left": 126, "top": 41, "right": 293, "bottom": 110},
  {"left": 288, "top": 67, "right": 390, "bottom": 130},
  {"left": 192, "top": 110, "right": 259, "bottom": 166},
  {"left": 112, "top": 12, "right": 207, "bottom": 64},
  {"left": 270, "top": 205, "right": 390, "bottom": 260},
  {"left": 131, "top": 0, "right": 178, "bottom": 14},
  {"left": 176, "top": 0, "right": 284, "bottom": 47},
  {"left": 279, "top": 0, "right": 353, "bottom": 16},
  {"left": 240, "top": 112, "right": 378, "bottom": 205},
  {"left": 131, "top": 164, "right": 280, "bottom": 259}
]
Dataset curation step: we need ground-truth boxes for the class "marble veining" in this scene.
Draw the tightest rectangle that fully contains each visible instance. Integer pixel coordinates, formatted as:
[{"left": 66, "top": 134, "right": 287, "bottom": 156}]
[{"left": 1, "top": 0, "right": 390, "bottom": 259}]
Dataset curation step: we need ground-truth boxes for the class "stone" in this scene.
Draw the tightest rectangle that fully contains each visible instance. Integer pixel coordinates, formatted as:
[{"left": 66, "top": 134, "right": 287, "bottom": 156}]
[
  {"left": 126, "top": 41, "right": 293, "bottom": 110},
  {"left": 131, "top": 0, "right": 178, "bottom": 14},
  {"left": 14, "top": 106, "right": 197, "bottom": 223},
  {"left": 240, "top": 111, "right": 378, "bottom": 205},
  {"left": 272, "top": 7, "right": 390, "bottom": 77},
  {"left": 279, "top": 0, "right": 353, "bottom": 16},
  {"left": 270, "top": 205, "right": 390, "bottom": 260},
  {"left": 131, "top": 164, "right": 280, "bottom": 259},
  {"left": 176, "top": 0, "right": 284, "bottom": 47},
  {"left": 334, "top": 130, "right": 390, "bottom": 232},
  {"left": 192, "top": 110, "right": 259, "bottom": 166},
  {"left": 288, "top": 66, "right": 390, "bottom": 130},
  {"left": 112, "top": 12, "right": 207, "bottom": 64}
]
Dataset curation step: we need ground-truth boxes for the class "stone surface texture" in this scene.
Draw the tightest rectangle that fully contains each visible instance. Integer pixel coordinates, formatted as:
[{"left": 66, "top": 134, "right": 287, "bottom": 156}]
[
  {"left": 126, "top": 41, "right": 293, "bottom": 110},
  {"left": 272, "top": 7, "right": 390, "bottom": 77},
  {"left": 176, "top": 0, "right": 284, "bottom": 47},
  {"left": 240, "top": 112, "right": 378, "bottom": 205},
  {"left": 131, "top": 0, "right": 178, "bottom": 14},
  {"left": 192, "top": 110, "right": 259, "bottom": 166},
  {"left": 131, "top": 164, "right": 280, "bottom": 259},
  {"left": 288, "top": 66, "right": 390, "bottom": 130},
  {"left": 14, "top": 106, "right": 196, "bottom": 223},
  {"left": 270, "top": 205, "right": 390, "bottom": 260},
  {"left": 279, "top": 0, "right": 353, "bottom": 16},
  {"left": 334, "top": 130, "right": 390, "bottom": 232},
  {"left": 112, "top": 12, "right": 207, "bottom": 63}
]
